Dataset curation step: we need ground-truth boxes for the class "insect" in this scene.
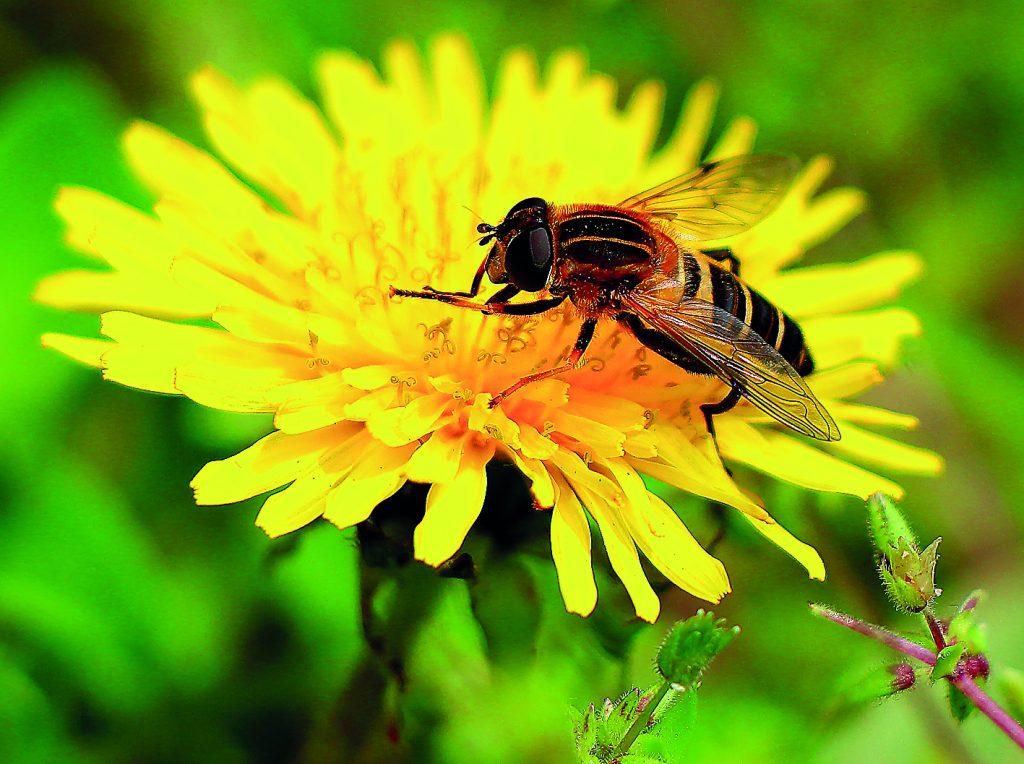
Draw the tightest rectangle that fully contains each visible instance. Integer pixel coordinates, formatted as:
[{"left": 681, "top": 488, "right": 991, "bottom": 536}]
[{"left": 390, "top": 154, "right": 840, "bottom": 442}]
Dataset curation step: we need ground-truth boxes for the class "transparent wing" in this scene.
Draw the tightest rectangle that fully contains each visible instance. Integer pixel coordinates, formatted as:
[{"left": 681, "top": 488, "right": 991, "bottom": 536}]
[
  {"left": 619, "top": 154, "right": 798, "bottom": 242},
  {"left": 623, "top": 277, "right": 840, "bottom": 441}
]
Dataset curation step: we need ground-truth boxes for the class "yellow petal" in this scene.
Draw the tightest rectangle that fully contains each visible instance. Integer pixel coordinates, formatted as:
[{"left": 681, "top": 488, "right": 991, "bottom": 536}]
[
  {"left": 321, "top": 441, "right": 416, "bottom": 529},
  {"left": 41, "top": 333, "right": 109, "bottom": 369},
  {"left": 516, "top": 421, "right": 558, "bottom": 460},
  {"left": 191, "top": 426, "right": 352, "bottom": 505},
  {"left": 825, "top": 422, "right": 944, "bottom": 475},
  {"left": 191, "top": 68, "right": 338, "bottom": 218},
  {"left": 605, "top": 460, "right": 730, "bottom": 603},
  {"left": 254, "top": 437, "right": 369, "bottom": 537},
  {"left": 98, "top": 311, "right": 310, "bottom": 406},
  {"left": 467, "top": 394, "right": 523, "bottom": 449},
  {"left": 54, "top": 186, "right": 180, "bottom": 272},
  {"left": 645, "top": 79, "right": 718, "bottom": 184},
  {"left": 270, "top": 375, "right": 364, "bottom": 433},
  {"left": 366, "top": 393, "right": 452, "bottom": 446},
  {"left": 808, "top": 362, "right": 883, "bottom": 399},
  {"left": 827, "top": 401, "right": 918, "bottom": 429},
  {"left": 797, "top": 185, "right": 867, "bottom": 252},
  {"left": 708, "top": 115, "right": 756, "bottom": 161},
  {"left": 549, "top": 473, "right": 597, "bottom": 617},
  {"left": 550, "top": 449, "right": 625, "bottom": 508},
  {"left": 121, "top": 121, "right": 263, "bottom": 228},
  {"left": 803, "top": 308, "right": 921, "bottom": 369},
  {"left": 406, "top": 427, "right": 467, "bottom": 484},
  {"left": 740, "top": 513, "right": 826, "bottom": 581},
  {"left": 505, "top": 448, "right": 556, "bottom": 508},
  {"left": 571, "top": 480, "right": 660, "bottom": 623},
  {"left": 550, "top": 410, "right": 625, "bottom": 458},
  {"left": 213, "top": 302, "right": 315, "bottom": 347},
  {"left": 760, "top": 251, "right": 924, "bottom": 318},
  {"left": 566, "top": 389, "right": 648, "bottom": 433},
  {"left": 717, "top": 418, "right": 905, "bottom": 499},
  {"left": 634, "top": 422, "right": 770, "bottom": 521},
  {"left": 430, "top": 35, "right": 484, "bottom": 158},
  {"left": 35, "top": 270, "right": 213, "bottom": 318},
  {"left": 414, "top": 440, "right": 496, "bottom": 566}
]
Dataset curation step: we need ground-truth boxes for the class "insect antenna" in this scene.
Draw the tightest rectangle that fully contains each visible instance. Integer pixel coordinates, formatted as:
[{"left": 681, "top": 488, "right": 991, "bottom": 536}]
[{"left": 461, "top": 204, "right": 496, "bottom": 246}]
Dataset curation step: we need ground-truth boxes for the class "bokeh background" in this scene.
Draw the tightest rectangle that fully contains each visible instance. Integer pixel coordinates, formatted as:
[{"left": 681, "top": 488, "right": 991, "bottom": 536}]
[{"left": 2, "top": 1, "right": 1023, "bottom": 762}]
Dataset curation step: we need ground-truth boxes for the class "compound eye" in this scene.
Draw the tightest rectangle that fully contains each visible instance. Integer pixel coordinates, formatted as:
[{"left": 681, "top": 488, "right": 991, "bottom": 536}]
[{"left": 504, "top": 225, "right": 553, "bottom": 292}]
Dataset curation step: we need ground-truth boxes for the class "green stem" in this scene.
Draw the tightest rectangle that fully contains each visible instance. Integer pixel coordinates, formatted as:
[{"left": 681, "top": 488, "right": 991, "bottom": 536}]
[{"left": 616, "top": 682, "right": 672, "bottom": 756}]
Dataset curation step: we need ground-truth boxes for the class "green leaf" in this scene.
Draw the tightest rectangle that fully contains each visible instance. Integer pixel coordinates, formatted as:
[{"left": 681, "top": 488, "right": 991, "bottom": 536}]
[
  {"left": 947, "top": 683, "right": 976, "bottom": 723},
  {"left": 933, "top": 643, "right": 967, "bottom": 680}
]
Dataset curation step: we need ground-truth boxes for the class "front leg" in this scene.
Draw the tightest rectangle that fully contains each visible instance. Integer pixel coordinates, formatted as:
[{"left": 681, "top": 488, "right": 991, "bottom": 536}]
[
  {"left": 389, "top": 284, "right": 566, "bottom": 316},
  {"left": 417, "top": 257, "right": 488, "bottom": 299}
]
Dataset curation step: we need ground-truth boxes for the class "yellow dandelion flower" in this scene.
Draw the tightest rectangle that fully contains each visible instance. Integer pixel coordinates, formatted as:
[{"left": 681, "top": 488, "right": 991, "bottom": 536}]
[{"left": 36, "top": 36, "right": 941, "bottom": 623}]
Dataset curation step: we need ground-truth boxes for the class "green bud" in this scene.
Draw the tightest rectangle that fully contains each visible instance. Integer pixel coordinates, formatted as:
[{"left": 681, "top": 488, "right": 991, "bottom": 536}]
[
  {"left": 866, "top": 494, "right": 942, "bottom": 612},
  {"left": 840, "top": 662, "right": 919, "bottom": 706},
  {"left": 656, "top": 611, "right": 739, "bottom": 688},
  {"left": 867, "top": 492, "right": 918, "bottom": 551},
  {"left": 573, "top": 687, "right": 663, "bottom": 763}
]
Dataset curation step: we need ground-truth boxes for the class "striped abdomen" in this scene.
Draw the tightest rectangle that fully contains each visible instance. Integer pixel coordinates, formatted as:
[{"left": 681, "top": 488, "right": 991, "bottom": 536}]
[
  {"left": 556, "top": 209, "right": 655, "bottom": 268},
  {"left": 705, "top": 262, "right": 814, "bottom": 375}
]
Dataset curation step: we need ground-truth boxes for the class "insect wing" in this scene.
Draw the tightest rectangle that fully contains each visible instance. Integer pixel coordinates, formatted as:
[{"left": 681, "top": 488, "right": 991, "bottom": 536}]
[
  {"left": 619, "top": 154, "right": 797, "bottom": 242},
  {"left": 624, "top": 281, "right": 841, "bottom": 441}
]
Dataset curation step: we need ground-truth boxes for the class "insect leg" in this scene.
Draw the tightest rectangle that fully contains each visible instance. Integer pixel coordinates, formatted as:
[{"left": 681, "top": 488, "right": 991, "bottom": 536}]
[
  {"left": 701, "top": 247, "right": 741, "bottom": 276},
  {"left": 489, "top": 318, "right": 598, "bottom": 408},
  {"left": 412, "top": 257, "right": 488, "bottom": 299},
  {"left": 389, "top": 285, "right": 564, "bottom": 316},
  {"left": 700, "top": 385, "right": 742, "bottom": 441}
]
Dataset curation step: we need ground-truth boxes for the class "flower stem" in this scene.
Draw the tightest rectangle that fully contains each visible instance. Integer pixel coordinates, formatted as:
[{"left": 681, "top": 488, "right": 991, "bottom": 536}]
[
  {"left": 950, "top": 675, "right": 1024, "bottom": 751},
  {"left": 616, "top": 682, "right": 672, "bottom": 756},
  {"left": 809, "top": 603, "right": 936, "bottom": 664},
  {"left": 812, "top": 604, "right": 1024, "bottom": 751},
  {"left": 923, "top": 609, "right": 947, "bottom": 650}
]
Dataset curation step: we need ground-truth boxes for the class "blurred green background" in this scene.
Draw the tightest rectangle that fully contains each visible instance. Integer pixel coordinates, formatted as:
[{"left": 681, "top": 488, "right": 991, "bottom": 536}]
[{"left": 2, "top": 1, "right": 1023, "bottom": 761}]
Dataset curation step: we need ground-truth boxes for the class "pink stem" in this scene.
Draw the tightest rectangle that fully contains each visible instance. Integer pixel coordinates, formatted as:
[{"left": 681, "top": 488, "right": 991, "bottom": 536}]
[
  {"left": 810, "top": 604, "right": 936, "bottom": 664},
  {"left": 951, "top": 675, "right": 1024, "bottom": 751},
  {"left": 812, "top": 604, "right": 1024, "bottom": 751}
]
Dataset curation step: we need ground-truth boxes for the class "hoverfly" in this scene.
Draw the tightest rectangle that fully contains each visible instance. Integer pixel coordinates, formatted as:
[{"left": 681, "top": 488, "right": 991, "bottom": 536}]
[{"left": 391, "top": 155, "right": 841, "bottom": 442}]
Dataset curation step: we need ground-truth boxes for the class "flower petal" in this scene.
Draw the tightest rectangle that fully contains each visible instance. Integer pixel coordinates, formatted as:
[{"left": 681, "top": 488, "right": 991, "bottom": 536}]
[
  {"left": 740, "top": 513, "right": 826, "bottom": 581},
  {"left": 414, "top": 440, "right": 496, "bottom": 566},
  {"left": 717, "top": 418, "right": 905, "bottom": 499},
  {"left": 803, "top": 308, "right": 921, "bottom": 369},
  {"left": 406, "top": 427, "right": 466, "bottom": 484},
  {"left": 320, "top": 441, "right": 416, "bottom": 530},
  {"left": 254, "top": 436, "right": 371, "bottom": 537},
  {"left": 760, "top": 251, "right": 924, "bottom": 318},
  {"left": 571, "top": 479, "right": 660, "bottom": 623},
  {"left": 35, "top": 270, "right": 213, "bottom": 318},
  {"left": 549, "top": 473, "right": 598, "bottom": 617},
  {"left": 825, "top": 422, "right": 944, "bottom": 475},
  {"left": 365, "top": 393, "right": 452, "bottom": 446},
  {"left": 605, "top": 460, "right": 730, "bottom": 603},
  {"left": 633, "top": 422, "right": 771, "bottom": 521},
  {"left": 41, "top": 333, "right": 109, "bottom": 368},
  {"left": 192, "top": 426, "right": 352, "bottom": 505}
]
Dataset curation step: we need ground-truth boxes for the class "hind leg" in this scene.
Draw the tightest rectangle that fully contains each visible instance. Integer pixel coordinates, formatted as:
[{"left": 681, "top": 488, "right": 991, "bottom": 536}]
[{"left": 700, "top": 385, "right": 742, "bottom": 442}]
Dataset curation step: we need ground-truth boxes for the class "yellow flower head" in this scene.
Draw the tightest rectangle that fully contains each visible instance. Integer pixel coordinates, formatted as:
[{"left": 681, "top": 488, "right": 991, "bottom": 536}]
[{"left": 37, "top": 36, "right": 941, "bottom": 622}]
